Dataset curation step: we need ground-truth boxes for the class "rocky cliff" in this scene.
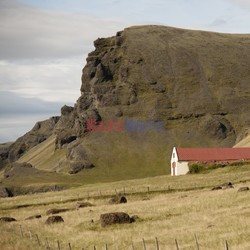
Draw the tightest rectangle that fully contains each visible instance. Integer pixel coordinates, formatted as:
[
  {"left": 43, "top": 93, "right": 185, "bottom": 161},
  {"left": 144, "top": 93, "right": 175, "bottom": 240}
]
[{"left": 7, "top": 25, "right": 250, "bottom": 178}]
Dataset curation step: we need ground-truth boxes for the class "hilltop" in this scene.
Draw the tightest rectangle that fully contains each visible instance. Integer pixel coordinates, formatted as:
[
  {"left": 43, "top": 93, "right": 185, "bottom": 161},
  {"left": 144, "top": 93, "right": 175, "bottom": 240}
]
[{"left": 1, "top": 25, "right": 250, "bottom": 191}]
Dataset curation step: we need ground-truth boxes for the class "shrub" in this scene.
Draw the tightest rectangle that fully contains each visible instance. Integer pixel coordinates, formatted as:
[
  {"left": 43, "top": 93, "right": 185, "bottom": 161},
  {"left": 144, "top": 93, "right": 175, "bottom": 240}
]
[{"left": 189, "top": 163, "right": 204, "bottom": 174}]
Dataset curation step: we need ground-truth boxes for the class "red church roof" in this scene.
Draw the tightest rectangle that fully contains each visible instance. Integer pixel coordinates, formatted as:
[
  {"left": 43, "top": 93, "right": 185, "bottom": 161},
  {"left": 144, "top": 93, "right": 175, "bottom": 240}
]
[{"left": 176, "top": 148, "right": 250, "bottom": 162}]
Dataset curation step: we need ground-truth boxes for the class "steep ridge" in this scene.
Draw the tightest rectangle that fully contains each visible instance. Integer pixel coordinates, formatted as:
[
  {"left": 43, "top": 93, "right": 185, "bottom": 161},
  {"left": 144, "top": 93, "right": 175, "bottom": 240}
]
[{"left": 5, "top": 25, "right": 250, "bottom": 181}]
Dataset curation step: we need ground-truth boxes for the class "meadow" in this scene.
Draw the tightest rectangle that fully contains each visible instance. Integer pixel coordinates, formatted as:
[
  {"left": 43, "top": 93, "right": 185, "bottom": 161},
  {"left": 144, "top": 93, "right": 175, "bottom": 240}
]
[{"left": 0, "top": 165, "right": 250, "bottom": 250}]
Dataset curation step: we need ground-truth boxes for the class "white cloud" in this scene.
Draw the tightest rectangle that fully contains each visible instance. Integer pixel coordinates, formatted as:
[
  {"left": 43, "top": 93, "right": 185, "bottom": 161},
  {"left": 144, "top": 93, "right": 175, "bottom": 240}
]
[
  {"left": 0, "top": 0, "right": 129, "bottom": 60},
  {"left": 227, "top": 0, "right": 250, "bottom": 9},
  {"left": 208, "top": 18, "right": 228, "bottom": 27},
  {"left": 0, "top": 57, "right": 82, "bottom": 102}
]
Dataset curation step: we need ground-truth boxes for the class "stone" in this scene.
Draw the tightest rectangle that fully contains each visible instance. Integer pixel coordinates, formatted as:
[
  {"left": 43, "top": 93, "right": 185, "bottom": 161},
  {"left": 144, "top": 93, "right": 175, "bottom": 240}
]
[
  {"left": 0, "top": 217, "right": 16, "bottom": 222},
  {"left": 45, "top": 216, "right": 64, "bottom": 224},
  {"left": 46, "top": 208, "right": 70, "bottom": 215},
  {"left": 68, "top": 162, "right": 95, "bottom": 174},
  {"left": 238, "top": 187, "right": 249, "bottom": 192},
  {"left": 130, "top": 215, "right": 139, "bottom": 222},
  {"left": 108, "top": 195, "right": 127, "bottom": 204},
  {"left": 211, "top": 186, "right": 222, "bottom": 190},
  {"left": 100, "top": 212, "right": 131, "bottom": 227},
  {"left": 76, "top": 202, "right": 94, "bottom": 209},
  {"left": 0, "top": 187, "right": 13, "bottom": 198},
  {"left": 25, "top": 215, "right": 42, "bottom": 220}
]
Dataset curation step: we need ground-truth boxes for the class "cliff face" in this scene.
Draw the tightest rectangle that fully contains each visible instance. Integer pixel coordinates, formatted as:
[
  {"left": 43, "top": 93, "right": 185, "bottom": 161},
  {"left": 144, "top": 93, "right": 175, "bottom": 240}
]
[{"left": 8, "top": 25, "right": 250, "bottom": 176}]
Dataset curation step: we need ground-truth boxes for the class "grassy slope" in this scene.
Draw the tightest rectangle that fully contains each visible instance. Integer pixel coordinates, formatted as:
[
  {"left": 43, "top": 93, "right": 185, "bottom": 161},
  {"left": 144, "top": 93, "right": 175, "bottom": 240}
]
[
  {"left": 234, "top": 130, "right": 250, "bottom": 147},
  {"left": 0, "top": 166, "right": 250, "bottom": 249}
]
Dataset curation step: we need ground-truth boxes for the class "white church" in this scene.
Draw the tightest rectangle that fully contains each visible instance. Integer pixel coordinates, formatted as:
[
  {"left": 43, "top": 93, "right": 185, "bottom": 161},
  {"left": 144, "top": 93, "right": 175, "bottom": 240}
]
[{"left": 171, "top": 147, "right": 250, "bottom": 176}]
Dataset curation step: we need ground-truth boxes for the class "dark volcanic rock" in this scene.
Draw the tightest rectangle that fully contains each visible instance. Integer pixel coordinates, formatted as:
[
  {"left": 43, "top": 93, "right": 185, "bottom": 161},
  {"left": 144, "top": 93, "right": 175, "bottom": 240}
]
[
  {"left": 100, "top": 212, "right": 131, "bottom": 227},
  {"left": 130, "top": 215, "right": 139, "bottom": 222},
  {"left": 25, "top": 215, "right": 42, "bottom": 220},
  {"left": 46, "top": 208, "right": 70, "bottom": 215},
  {"left": 0, "top": 187, "right": 13, "bottom": 198},
  {"left": 76, "top": 202, "right": 94, "bottom": 209},
  {"left": 108, "top": 195, "right": 127, "bottom": 204},
  {"left": 238, "top": 187, "right": 249, "bottom": 192},
  {"left": 221, "top": 182, "right": 234, "bottom": 189},
  {"left": 45, "top": 216, "right": 64, "bottom": 224},
  {"left": 68, "top": 162, "right": 95, "bottom": 174},
  {"left": 0, "top": 217, "right": 16, "bottom": 222},
  {"left": 211, "top": 186, "right": 222, "bottom": 190}
]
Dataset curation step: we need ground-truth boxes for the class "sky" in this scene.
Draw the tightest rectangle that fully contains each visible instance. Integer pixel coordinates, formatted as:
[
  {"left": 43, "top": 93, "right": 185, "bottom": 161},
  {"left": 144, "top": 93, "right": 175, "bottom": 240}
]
[{"left": 0, "top": 0, "right": 250, "bottom": 142}]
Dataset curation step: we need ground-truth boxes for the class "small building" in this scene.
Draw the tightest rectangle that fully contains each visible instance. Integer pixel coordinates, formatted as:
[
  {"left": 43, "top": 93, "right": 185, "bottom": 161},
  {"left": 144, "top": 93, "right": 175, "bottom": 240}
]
[{"left": 171, "top": 147, "right": 250, "bottom": 176}]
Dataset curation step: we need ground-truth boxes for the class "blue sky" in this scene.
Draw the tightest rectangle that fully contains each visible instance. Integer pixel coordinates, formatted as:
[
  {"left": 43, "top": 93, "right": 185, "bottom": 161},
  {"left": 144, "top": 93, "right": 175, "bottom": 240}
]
[{"left": 0, "top": 0, "right": 250, "bottom": 142}]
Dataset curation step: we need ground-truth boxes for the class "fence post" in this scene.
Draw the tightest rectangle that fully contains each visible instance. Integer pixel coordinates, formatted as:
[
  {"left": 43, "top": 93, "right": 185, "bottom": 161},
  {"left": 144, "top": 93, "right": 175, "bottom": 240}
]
[
  {"left": 57, "top": 240, "right": 61, "bottom": 250},
  {"left": 105, "top": 243, "right": 108, "bottom": 250},
  {"left": 225, "top": 240, "right": 229, "bottom": 250},
  {"left": 131, "top": 241, "right": 135, "bottom": 250},
  {"left": 194, "top": 234, "right": 200, "bottom": 250},
  {"left": 35, "top": 234, "right": 40, "bottom": 246},
  {"left": 94, "top": 245, "right": 96, "bottom": 250},
  {"left": 155, "top": 237, "right": 159, "bottom": 250},
  {"left": 29, "top": 231, "right": 32, "bottom": 240},
  {"left": 46, "top": 238, "right": 50, "bottom": 249},
  {"left": 142, "top": 238, "right": 147, "bottom": 250},
  {"left": 147, "top": 187, "right": 150, "bottom": 193},
  {"left": 19, "top": 225, "right": 23, "bottom": 237},
  {"left": 175, "top": 239, "right": 179, "bottom": 250},
  {"left": 69, "top": 242, "right": 72, "bottom": 250}
]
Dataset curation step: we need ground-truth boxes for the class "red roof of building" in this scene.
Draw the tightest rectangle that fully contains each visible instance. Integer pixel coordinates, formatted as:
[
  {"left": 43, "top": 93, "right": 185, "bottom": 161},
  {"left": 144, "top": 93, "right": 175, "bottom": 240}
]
[{"left": 176, "top": 148, "right": 250, "bottom": 161}]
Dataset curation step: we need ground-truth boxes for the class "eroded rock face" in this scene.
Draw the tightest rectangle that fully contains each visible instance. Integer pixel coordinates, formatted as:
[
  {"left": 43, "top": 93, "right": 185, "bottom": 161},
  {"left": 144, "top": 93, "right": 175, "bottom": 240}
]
[
  {"left": 8, "top": 117, "right": 60, "bottom": 162},
  {"left": 7, "top": 26, "right": 250, "bottom": 174}
]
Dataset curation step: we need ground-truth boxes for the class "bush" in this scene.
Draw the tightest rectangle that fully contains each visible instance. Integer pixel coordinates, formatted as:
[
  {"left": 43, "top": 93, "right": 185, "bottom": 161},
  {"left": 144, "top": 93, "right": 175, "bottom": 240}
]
[
  {"left": 229, "top": 161, "right": 250, "bottom": 166},
  {"left": 189, "top": 163, "right": 204, "bottom": 174}
]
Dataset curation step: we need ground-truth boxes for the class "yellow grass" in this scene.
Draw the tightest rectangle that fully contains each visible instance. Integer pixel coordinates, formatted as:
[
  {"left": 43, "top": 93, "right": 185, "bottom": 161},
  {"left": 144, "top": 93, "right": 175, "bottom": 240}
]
[{"left": 0, "top": 166, "right": 250, "bottom": 250}]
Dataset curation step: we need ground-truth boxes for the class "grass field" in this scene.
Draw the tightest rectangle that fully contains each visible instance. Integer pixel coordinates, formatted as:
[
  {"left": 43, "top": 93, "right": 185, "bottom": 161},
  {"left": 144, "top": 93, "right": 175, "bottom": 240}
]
[{"left": 0, "top": 165, "right": 250, "bottom": 250}]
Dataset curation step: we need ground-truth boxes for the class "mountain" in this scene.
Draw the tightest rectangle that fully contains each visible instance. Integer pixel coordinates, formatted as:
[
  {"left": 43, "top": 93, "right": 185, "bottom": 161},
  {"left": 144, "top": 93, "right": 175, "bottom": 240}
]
[{"left": 2, "top": 25, "right": 250, "bottom": 189}]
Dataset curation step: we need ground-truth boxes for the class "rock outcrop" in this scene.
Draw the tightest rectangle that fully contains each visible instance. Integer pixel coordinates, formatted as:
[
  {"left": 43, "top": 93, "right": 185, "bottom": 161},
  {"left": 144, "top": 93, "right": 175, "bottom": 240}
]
[
  {"left": 100, "top": 212, "right": 132, "bottom": 227},
  {"left": 0, "top": 187, "right": 13, "bottom": 197},
  {"left": 8, "top": 117, "right": 60, "bottom": 162},
  {"left": 6, "top": 25, "right": 250, "bottom": 178},
  {"left": 45, "top": 216, "right": 64, "bottom": 224}
]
